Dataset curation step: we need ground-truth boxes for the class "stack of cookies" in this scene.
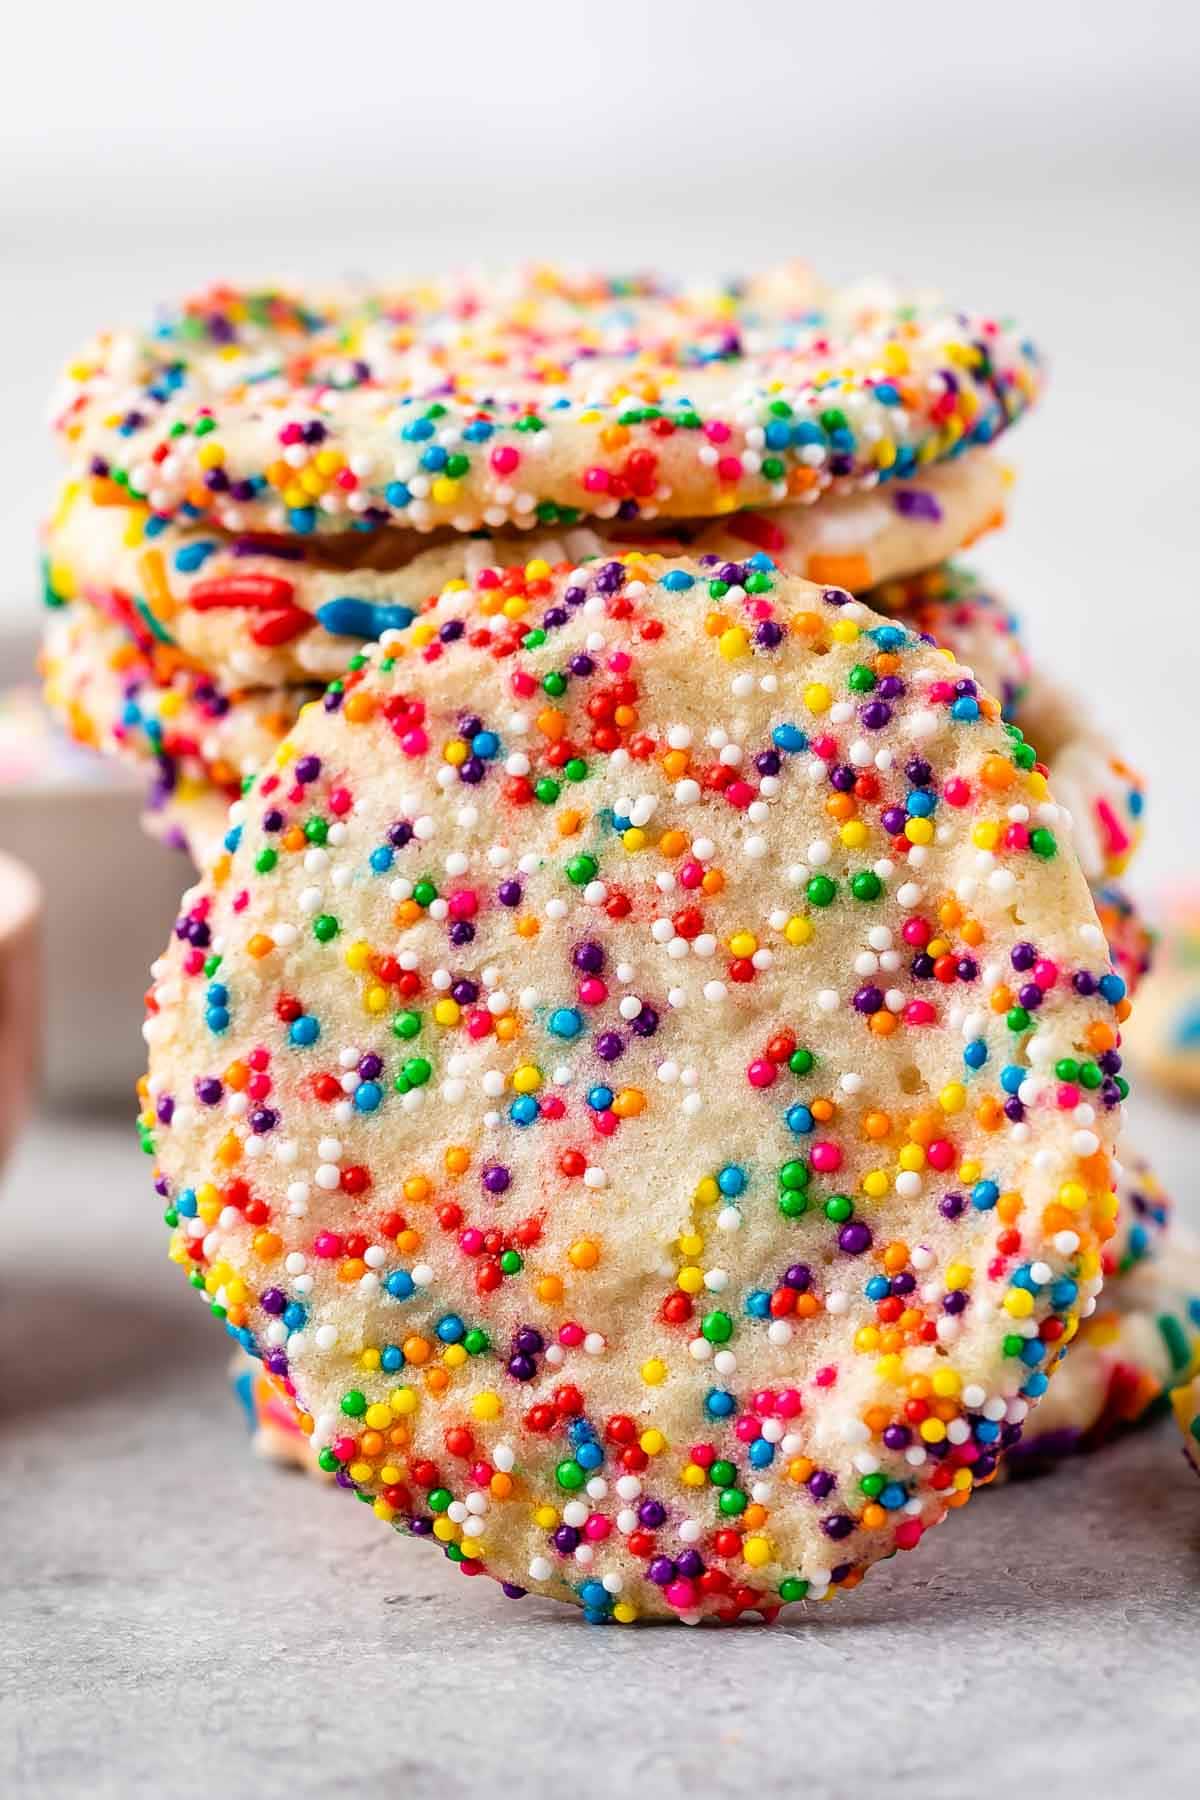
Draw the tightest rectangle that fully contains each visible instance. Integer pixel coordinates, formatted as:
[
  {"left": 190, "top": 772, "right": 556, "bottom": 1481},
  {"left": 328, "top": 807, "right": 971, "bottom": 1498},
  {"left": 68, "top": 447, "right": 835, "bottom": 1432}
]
[{"left": 37, "top": 266, "right": 1197, "bottom": 1613}]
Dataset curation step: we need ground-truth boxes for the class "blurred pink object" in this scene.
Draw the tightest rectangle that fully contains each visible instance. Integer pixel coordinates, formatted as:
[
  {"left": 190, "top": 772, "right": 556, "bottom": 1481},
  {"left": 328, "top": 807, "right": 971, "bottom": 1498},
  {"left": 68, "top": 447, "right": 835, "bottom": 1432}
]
[{"left": 0, "top": 849, "right": 41, "bottom": 1173}]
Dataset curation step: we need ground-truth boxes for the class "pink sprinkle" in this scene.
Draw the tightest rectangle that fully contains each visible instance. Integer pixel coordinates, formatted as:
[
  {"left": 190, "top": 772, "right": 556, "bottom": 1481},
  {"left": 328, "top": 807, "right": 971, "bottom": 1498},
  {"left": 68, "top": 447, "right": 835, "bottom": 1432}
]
[
  {"left": 459, "top": 1228, "right": 484, "bottom": 1255},
  {"left": 559, "top": 1321, "right": 585, "bottom": 1347},
  {"left": 810, "top": 1141, "right": 842, "bottom": 1174},
  {"left": 943, "top": 777, "right": 972, "bottom": 807},
  {"left": 776, "top": 1387, "right": 803, "bottom": 1417},
  {"left": 689, "top": 1443, "right": 716, "bottom": 1467},
  {"left": 490, "top": 445, "right": 520, "bottom": 476},
  {"left": 1056, "top": 1083, "right": 1080, "bottom": 1109},
  {"left": 608, "top": 651, "right": 632, "bottom": 674},
  {"left": 313, "top": 1231, "right": 343, "bottom": 1259},
  {"left": 747, "top": 1058, "right": 777, "bottom": 1088},
  {"left": 665, "top": 1579, "right": 698, "bottom": 1610},
  {"left": 678, "top": 860, "right": 704, "bottom": 889},
  {"left": 725, "top": 780, "right": 756, "bottom": 809},
  {"left": 813, "top": 1366, "right": 837, "bottom": 1388},
  {"left": 399, "top": 728, "right": 428, "bottom": 757},
  {"left": 1003, "top": 822, "right": 1029, "bottom": 851},
  {"left": 927, "top": 1139, "right": 956, "bottom": 1172},
  {"left": 716, "top": 455, "right": 744, "bottom": 482},
  {"left": 578, "top": 978, "right": 607, "bottom": 1006},
  {"left": 448, "top": 889, "right": 479, "bottom": 920},
  {"left": 583, "top": 465, "right": 610, "bottom": 493},
  {"left": 703, "top": 421, "right": 732, "bottom": 444},
  {"left": 904, "top": 999, "right": 937, "bottom": 1025},
  {"left": 584, "top": 1514, "right": 612, "bottom": 1541},
  {"left": 1033, "top": 958, "right": 1059, "bottom": 989},
  {"left": 511, "top": 670, "right": 537, "bottom": 698}
]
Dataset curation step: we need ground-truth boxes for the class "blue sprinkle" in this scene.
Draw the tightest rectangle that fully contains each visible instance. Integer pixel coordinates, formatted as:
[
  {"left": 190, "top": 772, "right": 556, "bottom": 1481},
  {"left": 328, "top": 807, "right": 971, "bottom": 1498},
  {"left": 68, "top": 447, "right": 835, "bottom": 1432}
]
[
  {"left": 471, "top": 731, "right": 500, "bottom": 759},
  {"left": 879, "top": 1483, "right": 907, "bottom": 1510},
  {"left": 865, "top": 1276, "right": 890, "bottom": 1301},
  {"left": 950, "top": 696, "right": 981, "bottom": 722},
  {"left": 717, "top": 1164, "right": 747, "bottom": 1196},
  {"left": 282, "top": 1302, "right": 307, "bottom": 1331},
  {"left": 205, "top": 1006, "right": 229, "bottom": 1034},
  {"left": 509, "top": 1095, "right": 539, "bottom": 1126},
  {"left": 785, "top": 1103, "right": 814, "bottom": 1134},
  {"left": 316, "top": 597, "right": 416, "bottom": 641},
  {"left": 661, "top": 569, "right": 696, "bottom": 591},
  {"left": 354, "top": 1081, "right": 383, "bottom": 1112},
  {"left": 1022, "top": 1371, "right": 1050, "bottom": 1398},
  {"left": 369, "top": 846, "right": 394, "bottom": 873},
  {"left": 174, "top": 541, "right": 216, "bottom": 573},
  {"left": 705, "top": 1388, "right": 736, "bottom": 1418},
  {"left": 772, "top": 723, "right": 808, "bottom": 753},
  {"left": 436, "top": 1313, "right": 465, "bottom": 1343},
  {"left": 963, "top": 1039, "right": 988, "bottom": 1070},
  {"left": 576, "top": 1441, "right": 604, "bottom": 1471},
  {"left": 380, "top": 1345, "right": 404, "bottom": 1372},
  {"left": 177, "top": 1188, "right": 198, "bottom": 1218},
  {"left": 385, "top": 1270, "right": 415, "bottom": 1301},
  {"left": 549, "top": 1007, "right": 583, "bottom": 1039},
  {"left": 385, "top": 480, "right": 412, "bottom": 508},
  {"left": 1098, "top": 973, "right": 1126, "bottom": 1004},
  {"left": 746, "top": 1289, "right": 771, "bottom": 1319},
  {"left": 287, "top": 506, "right": 316, "bottom": 534},
  {"left": 1000, "top": 1064, "right": 1025, "bottom": 1094},
  {"left": 971, "top": 1180, "right": 1000, "bottom": 1211},
  {"left": 586, "top": 1085, "right": 613, "bottom": 1112},
  {"left": 289, "top": 1014, "right": 319, "bottom": 1047},
  {"left": 748, "top": 1438, "right": 775, "bottom": 1468}
]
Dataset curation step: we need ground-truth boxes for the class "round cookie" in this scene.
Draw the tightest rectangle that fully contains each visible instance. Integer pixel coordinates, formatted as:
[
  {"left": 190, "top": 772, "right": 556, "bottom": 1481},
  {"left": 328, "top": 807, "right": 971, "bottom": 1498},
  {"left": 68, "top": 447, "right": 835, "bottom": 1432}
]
[
  {"left": 140, "top": 553, "right": 1125, "bottom": 1622},
  {"left": 693, "top": 452, "right": 1006, "bottom": 597},
  {"left": 1123, "top": 890, "right": 1200, "bottom": 1101},
  {"left": 53, "top": 273, "right": 1040, "bottom": 542},
  {"left": 47, "top": 455, "right": 1003, "bottom": 690},
  {"left": 1014, "top": 675, "right": 1145, "bottom": 883}
]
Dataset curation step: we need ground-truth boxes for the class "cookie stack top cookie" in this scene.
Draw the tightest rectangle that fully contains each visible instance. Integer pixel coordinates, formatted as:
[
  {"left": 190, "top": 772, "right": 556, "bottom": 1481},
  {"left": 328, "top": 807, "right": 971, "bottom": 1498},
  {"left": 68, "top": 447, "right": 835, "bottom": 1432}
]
[{"left": 53, "top": 269, "right": 1038, "bottom": 538}]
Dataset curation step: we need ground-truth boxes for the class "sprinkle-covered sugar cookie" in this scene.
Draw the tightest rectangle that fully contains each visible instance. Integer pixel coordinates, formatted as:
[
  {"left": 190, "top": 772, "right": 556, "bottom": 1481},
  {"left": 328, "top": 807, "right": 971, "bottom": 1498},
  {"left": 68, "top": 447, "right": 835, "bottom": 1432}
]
[
  {"left": 46, "top": 453, "right": 1004, "bottom": 691},
  {"left": 54, "top": 271, "right": 1039, "bottom": 542},
  {"left": 140, "top": 552, "right": 1126, "bottom": 1621}
]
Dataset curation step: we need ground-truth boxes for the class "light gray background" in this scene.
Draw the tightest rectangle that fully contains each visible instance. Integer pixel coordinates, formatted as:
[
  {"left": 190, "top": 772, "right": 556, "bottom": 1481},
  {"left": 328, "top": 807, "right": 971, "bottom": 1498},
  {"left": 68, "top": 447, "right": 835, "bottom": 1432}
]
[{"left": 2, "top": 4, "right": 1200, "bottom": 1795}]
